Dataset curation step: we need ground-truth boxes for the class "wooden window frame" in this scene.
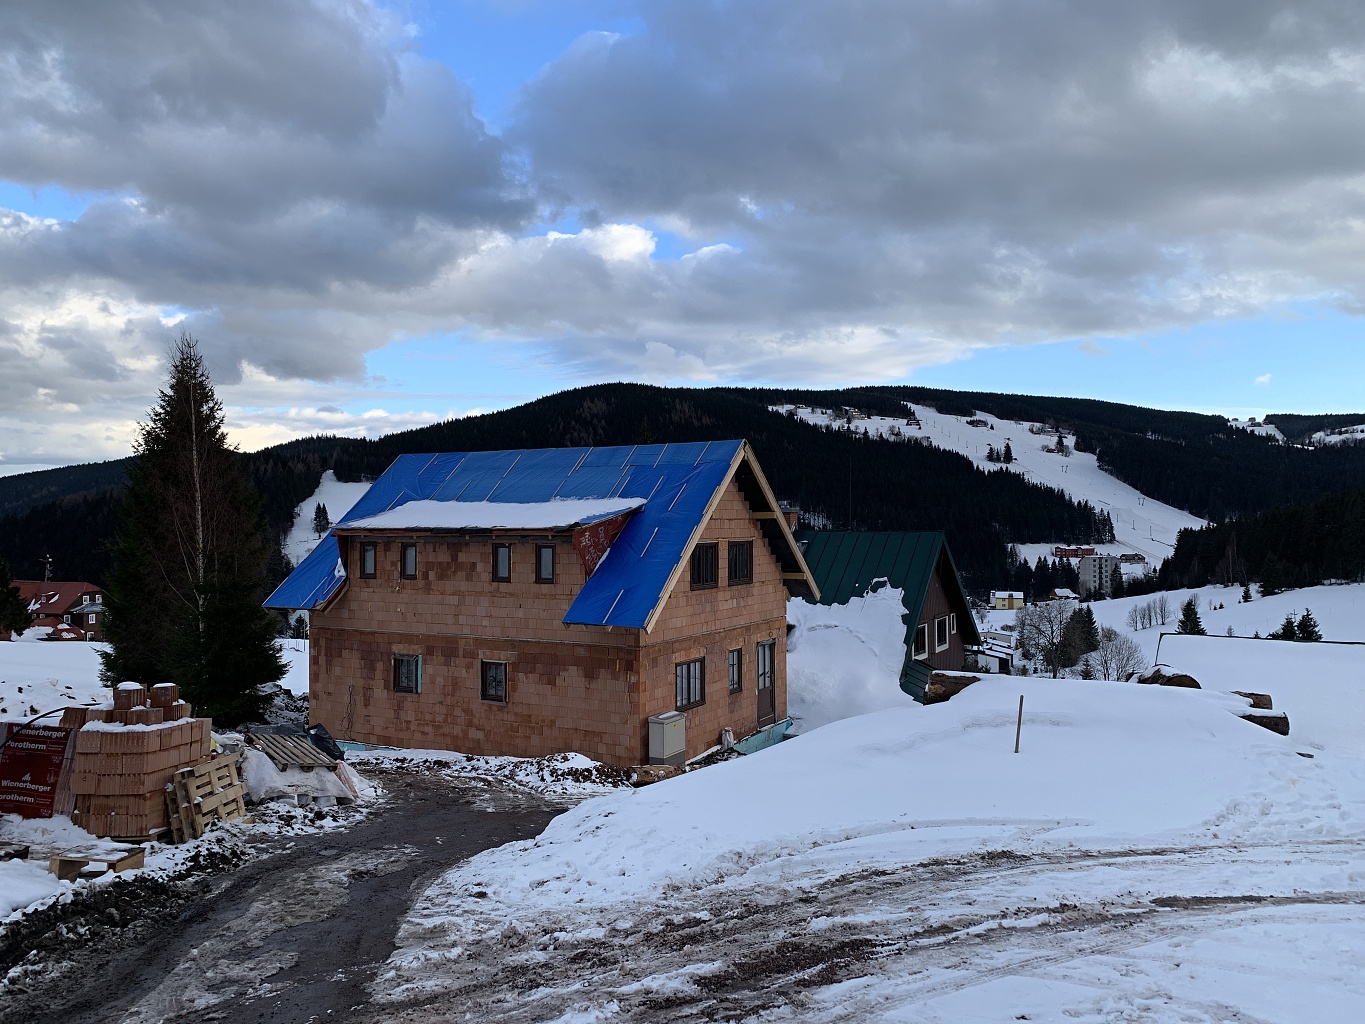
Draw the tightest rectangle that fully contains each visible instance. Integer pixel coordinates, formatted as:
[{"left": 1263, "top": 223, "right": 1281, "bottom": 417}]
[
  {"left": 392, "top": 654, "right": 421, "bottom": 694},
  {"left": 913, "top": 623, "right": 929, "bottom": 660},
  {"left": 400, "top": 542, "right": 418, "bottom": 579},
  {"left": 756, "top": 640, "right": 775, "bottom": 690},
  {"left": 534, "top": 544, "right": 555, "bottom": 584},
  {"left": 360, "top": 542, "right": 377, "bottom": 579},
  {"left": 480, "top": 660, "right": 508, "bottom": 704},
  {"left": 727, "top": 540, "right": 753, "bottom": 586},
  {"left": 935, "top": 615, "right": 950, "bottom": 652},
  {"left": 950, "top": 612, "right": 957, "bottom": 635},
  {"left": 492, "top": 543, "right": 511, "bottom": 583},
  {"left": 675, "top": 658, "right": 705, "bottom": 710},
  {"left": 690, "top": 543, "right": 719, "bottom": 590},
  {"left": 727, "top": 648, "right": 743, "bottom": 693}
]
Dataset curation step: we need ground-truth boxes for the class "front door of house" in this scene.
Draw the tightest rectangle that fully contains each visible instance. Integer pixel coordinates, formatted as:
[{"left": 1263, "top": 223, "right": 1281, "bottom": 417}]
[{"left": 756, "top": 639, "right": 776, "bottom": 728}]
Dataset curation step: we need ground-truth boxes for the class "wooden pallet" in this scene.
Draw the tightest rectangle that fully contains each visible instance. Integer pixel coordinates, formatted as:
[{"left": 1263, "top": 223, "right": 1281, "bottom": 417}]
[
  {"left": 49, "top": 844, "right": 145, "bottom": 881},
  {"left": 245, "top": 733, "right": 337, "bottom": 772},
  {"left": 166, "top": 751, "right": 247, "bottom": 842}
]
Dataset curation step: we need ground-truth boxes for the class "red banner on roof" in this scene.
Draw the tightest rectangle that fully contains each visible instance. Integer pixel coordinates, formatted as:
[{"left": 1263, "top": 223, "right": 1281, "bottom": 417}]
[
  {"left": 573, "top": 511, "right": 634, "bottom": 578},
  {"left": 0, "top": 724, "right": 75, "bottom": 819}
]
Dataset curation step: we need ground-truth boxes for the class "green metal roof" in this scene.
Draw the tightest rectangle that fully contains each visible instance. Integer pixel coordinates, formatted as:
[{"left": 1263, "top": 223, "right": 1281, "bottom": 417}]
[{"left": 793, "top": 530, "right": 982, "bottom": 700}]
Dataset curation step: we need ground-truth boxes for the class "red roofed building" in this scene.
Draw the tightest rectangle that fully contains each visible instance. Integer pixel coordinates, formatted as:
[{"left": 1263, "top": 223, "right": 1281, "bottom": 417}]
[{"left": 13, "top": 581, "right": 106, "bottom": 641}]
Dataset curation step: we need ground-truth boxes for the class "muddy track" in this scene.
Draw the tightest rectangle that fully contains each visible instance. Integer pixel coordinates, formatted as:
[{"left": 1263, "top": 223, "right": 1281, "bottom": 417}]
[
  {"left": 367, "top": 837, "right": 1365, "bottom": 1023},
  {"left": 1, "top": 772, "right": 562, "bottom": 1024}
]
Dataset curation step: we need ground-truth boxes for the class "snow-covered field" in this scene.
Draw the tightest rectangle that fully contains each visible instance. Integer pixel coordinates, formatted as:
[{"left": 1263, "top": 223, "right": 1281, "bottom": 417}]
[
  {"left": 376, "top": 670, "right": 1365, "bottom": 1021},
  {"left": 1311, "top": 423, "right": 1365, "bottom": 446},
  {"left": 776, "top": 402, "right": 1204, "bottom": 564},
  {"left": 282, "top": 469, "right": 370, "bottom": 567},
  {"left": 984, "top": 581, "right": 1365, "bottom": 667}
]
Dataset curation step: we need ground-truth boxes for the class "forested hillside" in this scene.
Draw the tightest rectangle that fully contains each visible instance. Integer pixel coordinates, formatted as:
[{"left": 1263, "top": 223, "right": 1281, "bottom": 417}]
[
  {"left": 5, "top": 382, "right": 1365, "bottom": 597},
  {"left": 1161, "top": 489, "right": 1365, "bottom": 591}
]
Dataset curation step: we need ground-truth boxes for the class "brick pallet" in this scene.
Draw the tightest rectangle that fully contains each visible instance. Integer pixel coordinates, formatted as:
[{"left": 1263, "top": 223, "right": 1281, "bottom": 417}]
[{"left": 61, "top": 682, "right": 213, "bottom": 839}]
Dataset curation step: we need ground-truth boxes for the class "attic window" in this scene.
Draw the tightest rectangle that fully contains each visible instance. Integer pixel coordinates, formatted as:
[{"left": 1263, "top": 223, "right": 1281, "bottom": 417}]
[
  {"left": 535, "top": 544, "right": 555, "bottom": 583},
  {"left": 727, "top": 541, "right": 753, "bottom": 585},
  {"left": 913, "top": 623, "right": 929, "bottom": 660},
  {"left": 492, "top": 543, "right": 511, "bottom": 582},
  {"left": 690, "top": 543, "right": 718, "bottom": 590}
]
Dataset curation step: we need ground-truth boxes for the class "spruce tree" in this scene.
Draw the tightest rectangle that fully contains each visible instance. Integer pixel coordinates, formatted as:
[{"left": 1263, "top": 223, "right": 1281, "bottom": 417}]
[
  {"left": 312, "top": 501, "right": 330, "bottom": 538},
  {"left": 0, "top": 557, "right": 30, "bottom": 638},
  {"left": 1175, "top": 596, "right": 1207, "bottom": 635},
  {"left": 1109, "top": 564, "right": 1125, "bottom": 599},
  {"left": 1295, "top": 608, "right": 1323, "bottom": 642},
  {"left": 1240, "top": 584, "right": 1253, "bottom": 603},
  {"left": 100, "top": 334, "right": 284, "bottom": 723},
  {"left": 1003, "top": 441, "right": 1014, "bottom": 464},
  {"left": 1268, "top": 613, "right": 1297, "bottom": 641}
]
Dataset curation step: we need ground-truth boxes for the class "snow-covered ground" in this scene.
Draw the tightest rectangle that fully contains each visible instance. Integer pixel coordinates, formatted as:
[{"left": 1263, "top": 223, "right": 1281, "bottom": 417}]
[
  {"left": 983, "top": 581, "right": 1365, "bottom": 667},
  {"left": 0, "top": 634, "right": 108, "bottom": 718},
  {"left": 1229, "top": 418, "right": 1287, "bottom": 442},
  {"left": 283, "top": 469, "right": 371, "bottom": 567},
  {"left": 1310, "top": 423, "right": 1365, "bottom": 446},
  {"left": 776, "top": 402, "right": 1204, "bottom": 565},
  {"left": 375, "top": 671, "right": 1365, "bottom": 1021}
]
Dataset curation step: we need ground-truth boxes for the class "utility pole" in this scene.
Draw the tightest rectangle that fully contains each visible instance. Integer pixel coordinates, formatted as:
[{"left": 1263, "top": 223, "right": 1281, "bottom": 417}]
[{"left": 42, "top": 554, "right": 52, "bottom": 582}]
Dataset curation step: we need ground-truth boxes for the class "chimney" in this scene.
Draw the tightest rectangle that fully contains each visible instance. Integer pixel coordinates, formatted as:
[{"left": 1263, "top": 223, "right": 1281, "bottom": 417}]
[{"left": 778, "top": 501, "right": 800, "bottom": 531}]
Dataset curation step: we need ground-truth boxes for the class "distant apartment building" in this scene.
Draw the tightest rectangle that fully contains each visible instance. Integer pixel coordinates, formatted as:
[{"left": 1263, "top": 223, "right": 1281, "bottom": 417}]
[{"left": 1077, "top": 555, "right": 1122, "bottom": 599}]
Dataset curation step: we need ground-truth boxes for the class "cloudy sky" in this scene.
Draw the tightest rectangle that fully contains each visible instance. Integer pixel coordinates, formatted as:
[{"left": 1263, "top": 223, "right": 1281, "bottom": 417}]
[{"left": 3, "top": 0, "right": 1365, "bottom": 473}]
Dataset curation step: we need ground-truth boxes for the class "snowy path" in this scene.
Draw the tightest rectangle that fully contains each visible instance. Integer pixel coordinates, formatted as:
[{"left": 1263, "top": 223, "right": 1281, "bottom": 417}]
[
  {"left": 369, "top": 834, "right": 1365, "bottom": 1022},
  {"left": 6, "top": 771, "right": 562, "bottom": 1024}
]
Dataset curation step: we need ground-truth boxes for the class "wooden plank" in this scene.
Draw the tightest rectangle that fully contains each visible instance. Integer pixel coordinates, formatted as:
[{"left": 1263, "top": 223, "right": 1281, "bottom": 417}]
[{"left": 246, "top": 734, "right": 336, "bottom": 771}]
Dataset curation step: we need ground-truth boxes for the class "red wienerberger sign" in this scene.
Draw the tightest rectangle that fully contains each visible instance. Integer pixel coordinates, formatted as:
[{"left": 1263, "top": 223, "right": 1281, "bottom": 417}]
[
  {"left": 0, "top": 724, "right": 74, "bottom": 818},
  {"left": 573, "top": 510, "right": 635, "bottom": 577}
]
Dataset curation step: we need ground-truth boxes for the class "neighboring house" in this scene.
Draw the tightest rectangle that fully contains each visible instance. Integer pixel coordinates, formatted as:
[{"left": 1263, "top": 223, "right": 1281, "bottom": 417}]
[
  {"left": 793, "top": 531, "right": 982, "bottom": 701},
  {"left": 992, "top": 590, "right": 1025, "bottom": 610},
  {"left": 264, "top": 440, "right": 818, "bottom": 766},
  {"left": 14, "top": 581, "right": 106, "bottom": 640},
  {"left": 1077, "top": 554, "right": 1122, "bottom": 599},
  {"left": 1053, "top": 546, "right": 1096, "bottom": 559},
  {"left": 1050, "top": 588, "right": 1078, "bottom": 601}
]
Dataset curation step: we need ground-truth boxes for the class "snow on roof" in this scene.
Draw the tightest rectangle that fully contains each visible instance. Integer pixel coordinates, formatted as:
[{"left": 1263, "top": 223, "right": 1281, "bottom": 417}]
[
  {"left": 339, "top": 497, "right": 644, "bottom": 532},
  {"left": 264, "top": 441, "right": 768, "bottom": 629}
]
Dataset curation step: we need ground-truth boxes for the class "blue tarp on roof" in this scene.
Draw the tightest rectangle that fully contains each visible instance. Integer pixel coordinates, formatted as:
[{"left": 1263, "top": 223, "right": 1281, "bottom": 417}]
[{"left": 263, "top": 441, "right": 745, "bottom": 630}]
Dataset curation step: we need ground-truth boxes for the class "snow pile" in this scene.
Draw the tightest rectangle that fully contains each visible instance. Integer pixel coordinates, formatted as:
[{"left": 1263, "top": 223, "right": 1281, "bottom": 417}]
[
  {"left": 0, "top": 859, "right": 68, "bottom": 920},
  {"left": 786, "top": 586, "right": 914, "bottom": 731},
  {"left": 387, "top": 677, "right": 1363, "bottom": 982},
  {"left": 340, "top": 497, "right": 643, "bottom": 531},
  {"left": 1157, "top": 633, "right": 1365, "bottom": 756},
  {"left": 349, "top": 748, "right": 629, "bottom": 800},
  {"left": 0, "top": 639, "right": 107, "bottom": 719}
]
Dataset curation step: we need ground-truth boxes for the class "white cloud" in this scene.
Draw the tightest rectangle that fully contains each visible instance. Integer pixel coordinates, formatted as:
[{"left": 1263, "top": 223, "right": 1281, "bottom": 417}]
[{"left": 1255, "top": 372, "right": 1273, "bottom": 385}]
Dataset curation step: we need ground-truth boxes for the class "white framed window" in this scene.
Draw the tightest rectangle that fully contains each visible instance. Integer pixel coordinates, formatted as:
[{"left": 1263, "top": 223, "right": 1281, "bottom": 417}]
[
  {"left": 913, "top": 623, "right": 929, "bottom": 660},
  {"left": 950, "top": 613, "right": 957, "bottom": 635},
  {"left": 935, "top": 616, "right": 950, "bottom": 652}
]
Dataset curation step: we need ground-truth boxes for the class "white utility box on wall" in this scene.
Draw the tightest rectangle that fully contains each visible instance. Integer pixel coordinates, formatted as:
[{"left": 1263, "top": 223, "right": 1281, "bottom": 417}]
[{"left": 648, "top": 711, "right": 687, "bottom": 766}]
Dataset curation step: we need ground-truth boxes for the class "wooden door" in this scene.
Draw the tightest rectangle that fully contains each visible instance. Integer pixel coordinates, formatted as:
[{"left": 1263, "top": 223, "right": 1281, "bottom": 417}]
[{"left": 756, "top": 640, "right": 776, "bottom": 728}]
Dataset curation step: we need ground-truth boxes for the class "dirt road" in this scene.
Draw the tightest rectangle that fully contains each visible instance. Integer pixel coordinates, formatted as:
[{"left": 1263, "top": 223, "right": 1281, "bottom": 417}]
[{"left": 3, "top": 771, "right": 561, "bottom": 1024}]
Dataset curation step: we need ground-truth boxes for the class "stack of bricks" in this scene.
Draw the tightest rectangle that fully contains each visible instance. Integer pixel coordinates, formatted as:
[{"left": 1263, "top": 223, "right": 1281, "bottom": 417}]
[{"left": 61, "top": 683, "right": 213, "bottom": 839}]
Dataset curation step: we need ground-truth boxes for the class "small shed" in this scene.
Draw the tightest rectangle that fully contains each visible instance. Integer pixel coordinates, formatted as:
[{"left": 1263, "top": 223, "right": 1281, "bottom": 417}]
[{"left": 794, "top": 531, "right": 981, "bottom": 701}]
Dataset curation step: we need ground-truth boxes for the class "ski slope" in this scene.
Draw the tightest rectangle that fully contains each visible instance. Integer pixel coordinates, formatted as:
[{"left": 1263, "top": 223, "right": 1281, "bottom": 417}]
[
  {"left": 283, "top": 470, "right": 371, "bottom": 568},
  {"left": 774, "top": 402, "right": 1205, "bottom": 565}
]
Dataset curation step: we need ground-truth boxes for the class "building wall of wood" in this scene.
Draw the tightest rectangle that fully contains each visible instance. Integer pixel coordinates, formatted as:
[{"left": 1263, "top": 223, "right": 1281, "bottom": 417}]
[
  {"left": 307, "top": 473, "right": 793, "bottom": 765},
  {"left": 917, "top": 554, "right": 969, "bottom": 672}
]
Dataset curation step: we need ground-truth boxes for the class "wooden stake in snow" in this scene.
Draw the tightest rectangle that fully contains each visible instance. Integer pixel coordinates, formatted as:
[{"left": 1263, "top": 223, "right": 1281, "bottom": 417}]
[{"left": 1014, "top": 694, "right": 1024, "bottom": 753}]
